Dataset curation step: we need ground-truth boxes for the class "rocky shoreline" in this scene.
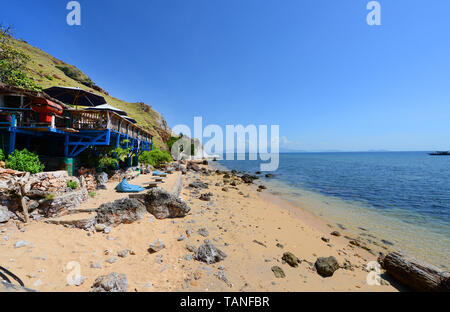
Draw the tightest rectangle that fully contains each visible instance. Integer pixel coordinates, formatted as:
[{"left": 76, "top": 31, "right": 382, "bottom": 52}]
[{"left": 0, "top": 161, "right": 448, "bottom": 292}]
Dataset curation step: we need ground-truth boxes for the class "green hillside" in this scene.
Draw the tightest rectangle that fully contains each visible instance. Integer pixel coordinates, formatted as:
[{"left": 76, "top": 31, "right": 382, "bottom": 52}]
[{"left": 9, "top": 38, "right": 171, "bottom": 150}]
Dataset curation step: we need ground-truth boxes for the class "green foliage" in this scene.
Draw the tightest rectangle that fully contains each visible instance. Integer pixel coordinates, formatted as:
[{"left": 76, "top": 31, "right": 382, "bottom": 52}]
[
  {"left": 110, "top": 146, "right": 129, "bottom": 162},
  {"left": 98, "top": 156, "right": 119, "bottom": 169},
  {"left": 78, "top": 147, "right": 99, "bottom": 169},
  {"left": 167, "top": 136, "right": 179, "bottom": 152},
  {"left": 55, "top": 64, "right": 95, "bottom": 88},
  {"left": 139, "top": 149, "right": 172, "bottom": 167},
  {"left": 0, "top": 149, "right": 5, "bottom": 162},
  {"left": 78, "top": 144, "right": 131, "bottom": 170},
  {"left": 67, "top": 180, "right": 79, "bottom": 190},
  {"left": 45, "top": 193, "right": 55, "bottom": 201},
  {"left": 88, "top": 191, "right": 96, "bottom": 198},
  {"left": 5, "top": 149, "right": 44, "bottom": 173},
  {"left": 0, "top": 26, "right": 41, "bottom": 91}
]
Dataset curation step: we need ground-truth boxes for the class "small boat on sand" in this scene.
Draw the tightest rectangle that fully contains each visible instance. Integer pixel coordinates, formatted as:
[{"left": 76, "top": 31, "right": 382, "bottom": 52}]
[{"left": 429, "top": 151, "right": 450, "bottom": 156}]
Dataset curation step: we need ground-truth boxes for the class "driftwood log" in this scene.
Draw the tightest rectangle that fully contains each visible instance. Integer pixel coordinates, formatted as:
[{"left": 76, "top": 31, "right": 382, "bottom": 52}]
[{"left": 378, "top": 252, "right": 449, "bottom": 292}]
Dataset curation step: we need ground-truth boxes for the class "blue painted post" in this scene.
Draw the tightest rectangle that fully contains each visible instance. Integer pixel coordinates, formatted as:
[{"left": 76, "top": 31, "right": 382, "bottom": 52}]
[
  {"left": 8, "top": 115, "right": 16, "bottom": 155},
  {"left": 64, "top": 135, "right": 69, "bottom": 157},
  {"left": 63, "top": 135, "right": 74, "bottom": 176},
  {"left": 116, "top": 133, "right": 120, "bottom": 148},
  {"left": 8, "top": 131, "right": 16, "bottom": 155}
]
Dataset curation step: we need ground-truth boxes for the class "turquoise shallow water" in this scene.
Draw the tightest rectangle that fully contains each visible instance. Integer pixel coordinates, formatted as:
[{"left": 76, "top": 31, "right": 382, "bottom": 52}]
[{"left": 215, "top": 152, "right": 450, "bottom": 269}]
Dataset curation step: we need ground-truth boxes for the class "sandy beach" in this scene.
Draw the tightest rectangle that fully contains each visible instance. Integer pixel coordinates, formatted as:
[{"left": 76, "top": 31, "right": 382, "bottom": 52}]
[{"left": 0, "top": 164, "right": 401, "bottom": 292}]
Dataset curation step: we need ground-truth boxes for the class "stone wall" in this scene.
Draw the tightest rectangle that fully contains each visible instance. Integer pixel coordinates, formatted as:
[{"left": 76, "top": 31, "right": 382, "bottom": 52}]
[{"left": 0, "top": 169, "right": 90, "bottom": 221}]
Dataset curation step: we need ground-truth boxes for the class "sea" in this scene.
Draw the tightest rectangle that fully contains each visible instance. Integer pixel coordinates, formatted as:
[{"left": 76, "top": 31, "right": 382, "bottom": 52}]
[{"left": 214, "top": 152, "right": 450, "bottom": 269}]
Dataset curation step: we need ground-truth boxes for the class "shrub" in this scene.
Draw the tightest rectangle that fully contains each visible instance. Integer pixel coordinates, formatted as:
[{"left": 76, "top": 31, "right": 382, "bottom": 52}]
[
  {"left": 139, "top": 149, "right": 172, "bottom": 167},
  {"left": 167, "top": 136, "right": 180, "bottom": 152},
  {"left": 67, "top": 180, "right": 78, "bottom": 190},
  {"left": 88, "top": 191, "right": 96, "bottom": 198},
  {"left": 0, "top": 149, "right": 5, "bottom": 162},
  {"left": 45, "top": 193, "right": 55, "bottom": 201},
  {"left": 98, "top": 156, "right": 119, "bottom": 170},
  {"left": 5, "top": 149, "right": 44, "bottom": 173}
]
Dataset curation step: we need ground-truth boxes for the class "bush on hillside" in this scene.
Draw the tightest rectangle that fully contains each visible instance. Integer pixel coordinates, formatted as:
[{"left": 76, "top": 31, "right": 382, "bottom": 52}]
[
  {"left": 0, "top": 149, "right": 5, "bottom": 162},
  {"left": 0, "top": 25, "right": 41, "bottom": 91},
  {"left": 5, "top": 149, "right": 44, "bottom": 173}
]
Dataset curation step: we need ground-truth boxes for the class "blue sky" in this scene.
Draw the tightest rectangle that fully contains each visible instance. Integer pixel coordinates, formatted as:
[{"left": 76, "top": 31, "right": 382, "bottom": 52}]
[{"left": 2, "top": 0, "right": 450, "bottom": 151}]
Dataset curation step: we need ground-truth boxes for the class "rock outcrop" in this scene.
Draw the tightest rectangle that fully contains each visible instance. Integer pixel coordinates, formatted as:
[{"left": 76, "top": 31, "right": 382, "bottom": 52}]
[
  {"left": 96, "top": 198, "right": 147, "bottom": 227},
  {"left": 90, "top": 273, "right": 128, "bottom": 292},
  {"left": 241, "top": 174, "right": 258, "bottom": 184},
  {"left": 0, "top": 169, "right": 90, "bottom": 219},
  {"left": 194, "top": 240, "right": 227, "bottom": 264},
  {"left": 282, "top": 252, "right": 301, "bottom": 268},
  {"left": 315, "top": 256, "right": 340, "bottom": 277},
  {"left": 144, "top": 187, "right": 190, "bottom": 219}
]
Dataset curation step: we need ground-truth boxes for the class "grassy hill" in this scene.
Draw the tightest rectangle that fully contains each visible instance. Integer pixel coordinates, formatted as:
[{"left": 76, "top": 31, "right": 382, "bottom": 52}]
[{"left": 9, "top": 38, "right": 171, "bottom": 150}]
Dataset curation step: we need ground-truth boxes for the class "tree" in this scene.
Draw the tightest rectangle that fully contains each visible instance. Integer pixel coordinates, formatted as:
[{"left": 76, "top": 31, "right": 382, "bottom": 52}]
[{"left": 0, "top": 25, "right": 41, "bottom": 90}]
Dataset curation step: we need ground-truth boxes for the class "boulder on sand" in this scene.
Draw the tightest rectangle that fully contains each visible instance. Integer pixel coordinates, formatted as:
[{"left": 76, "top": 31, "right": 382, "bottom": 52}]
[
  {"left": 271, "top": 266, "right": 286, "bottom": 278},
  {"left": 282, "top": 252, "right": 301, "bottom": 268},
  {"left": 95, "top": 172, "right": 108, "bottom": 190},
  {"left": 241, "top": 174, "right": 258, "bottom": 184},
  {"left": 0, "top": 206, "right": 11, "bottom": 223},
  {"left": 96, "top": 198, "right": 147, "bottom": 226},
  {"left": 144, "top": 187, "right": 190, "bottom": 219},
  {"left": 315, "top": 256, "right": 340, "bottom": 277},
  {"left": 194, "top": 239, "right": 227, "bottom": 264},
  {"left": 90, "top": 273, "right": 128, "bottom": 292}
]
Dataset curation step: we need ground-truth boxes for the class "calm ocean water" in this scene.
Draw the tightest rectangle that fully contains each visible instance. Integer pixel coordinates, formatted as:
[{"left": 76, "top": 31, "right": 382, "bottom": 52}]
[{"left": 215, "top": 152, "right": 450, "bottom": 268}]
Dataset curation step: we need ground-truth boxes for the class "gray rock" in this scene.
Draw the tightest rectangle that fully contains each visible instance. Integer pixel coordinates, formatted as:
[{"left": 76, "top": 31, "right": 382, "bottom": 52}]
[
  {"left": 67, "top": 275, "right": 86, "bottom": 286},
  {"left": 194, "top": 240, "right": 227, "bottom": 264},
  {"left": 148, "top": 239, "right": 165, "bottom": 254},
  {"left": 330, "top": 231, "right": 341, "bottom": 237},
  {"left": 106, "top": 257, "right": 118, "bottom": 264},
  {"left": 14, "top": 240, "right": 29, "bottom": 248},
  {"left": 90, "top": 273, "right": 128, "bottom": 292},
  {"left": 144, "top": 188, "right": 191, "bottom": 219},
  {"left": 282, "top": 252, "right": 301, "bottom": 268},
  {"left": 315, "top": 256, "right": 340, "bottom": 277},
  {"left": 199, "top": 193, "right": 213, "bottom": 201},
  {"left": 0, "top": 206, "right": 11, "bottom": 223},
  {"left": 186, "top": 244, "right": 197, "bottom": 252},
  {"left": 214, "top": 271, "right": 232, "bottom": 288},
  {"left": 197, "top": 228, "right": 209, "bottom": 237},
  {"left": 96, "top": 198, "right": 147, "bottom": 227},
  {"left": 177, "top": 234, "right": 187, "bottom": 241},
  {"left": 90, "top": 261, "right": 102, "bottom": 269},
  {"left": 271, "top": 266, "right": 286, "bottom": 278},
  {"left": 241, "top": 174, "right": 258, "bottom": 184},
  {"left": 96, "top": 172, "right": 108, "bottom": 190},
  {"left": 188, "top": 181, "right": 208, "bottom": 189},
  {"left": 95, "top": 224, "right": 106, "bottom": 232},
  {"left": 117, "top": 250, "right": 129, "bottom": 258}
]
